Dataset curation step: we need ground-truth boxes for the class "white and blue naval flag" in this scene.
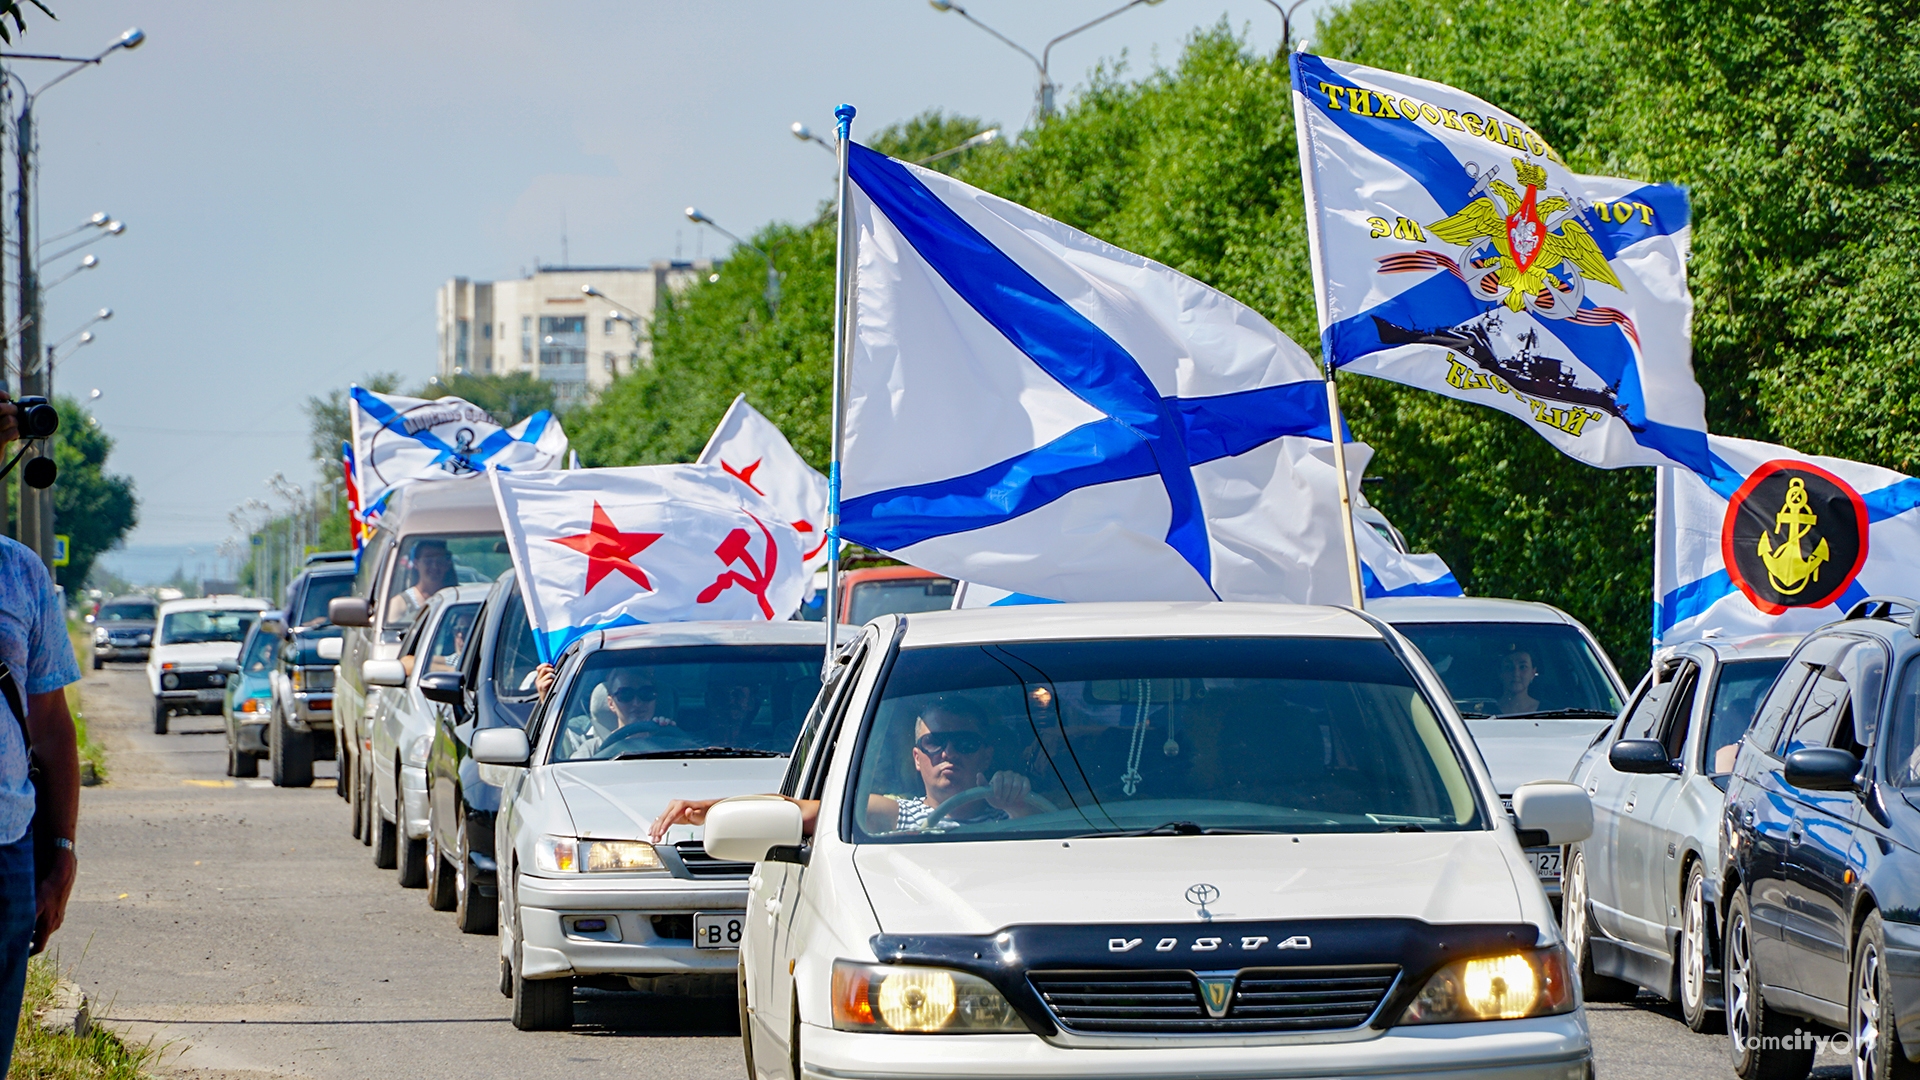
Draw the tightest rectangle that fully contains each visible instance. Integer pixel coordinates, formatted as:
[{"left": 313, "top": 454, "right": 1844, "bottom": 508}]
[
  {"left": 350, "top": 387, "right": 568, "bottom": 510},
  {"left": 839, "top": 143, "right": 1446, "bottom": 604},
  {"left": 490, "top": 465, "right": 808, "bottom": 662},
  {"left": 1291, "top": 53, "right": 1708, "bottom": 473},
  {"left": 1655, "top": 435, "right": 1920, "bottom": 646}
]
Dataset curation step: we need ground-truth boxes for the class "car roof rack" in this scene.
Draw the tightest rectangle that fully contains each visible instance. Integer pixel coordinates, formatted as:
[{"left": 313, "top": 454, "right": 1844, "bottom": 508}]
[
  {"left": 1842, "top": 595, "right": 1920, "bottom": 636},
  {"left": 304, "top": 550, "right": 355, "bottom": 565}
]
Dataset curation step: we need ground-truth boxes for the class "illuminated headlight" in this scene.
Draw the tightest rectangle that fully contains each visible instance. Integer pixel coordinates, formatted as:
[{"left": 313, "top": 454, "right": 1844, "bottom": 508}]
[
  {"left": 93, "top": 628, "right": 107, "bottom": 643},
  {"left": 405, "top": 734, "right": 432, "bottom": 767},
  {"left": 292, "top": 668, "right": 334, "bottom": 692},
  {"left": 532, "top": 836, "right": 663, "bottom": 873},
  {"left": 831, "top": 961, "right": 1026, "bottom": 1033},
  {"left": 1397, "top": 947, "right": 1575, "bottom": 1024},
  {"left": 161, "top": 673, "right": 179, "bottom": 689}
]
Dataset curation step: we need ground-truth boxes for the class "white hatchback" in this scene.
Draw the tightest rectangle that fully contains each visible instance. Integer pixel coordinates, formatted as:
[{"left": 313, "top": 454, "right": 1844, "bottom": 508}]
[
  {"left": 148, "top": 596, "right": 270, "bottom": 736},
  {"left": 704, "top": 603, "right": 1595, "bottom": 1080}
]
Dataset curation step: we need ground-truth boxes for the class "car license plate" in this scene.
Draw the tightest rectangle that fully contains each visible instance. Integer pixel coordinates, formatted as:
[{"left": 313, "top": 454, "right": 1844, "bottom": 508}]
[
  {"left": 693, "top": 912, "right": 746, "bottom": 950},
  {"left": 195, "top": 688, "right": 225, "bottom": 702},
  {"left": 1528, "top": 848, "right": 1562, "bottom": 881}
]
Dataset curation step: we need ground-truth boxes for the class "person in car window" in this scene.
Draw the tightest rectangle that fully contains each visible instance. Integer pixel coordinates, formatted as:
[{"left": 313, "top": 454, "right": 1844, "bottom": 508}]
[
  {"left": 1496, "top": 647, "right": 1540, "bottom": 715},
  {"left": 560, "top": 667, "right": 677, "bottom": 760},
  {"left": 701, "top": 671, "right": 763, "bottom": 747},
  {"left": 385, "top": 540, "right": 455, "bottom": 625},
  {"left": 648, "top": 696, "right": 1048, "bottom": 840}
]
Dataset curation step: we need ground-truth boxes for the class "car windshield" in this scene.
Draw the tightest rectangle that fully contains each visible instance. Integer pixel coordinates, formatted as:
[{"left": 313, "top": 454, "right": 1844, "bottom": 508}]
[
  {"left": 298, "top": 574, "right": 355, "bottom": 629},
  {"left": 847, "top": 578, "right": 956, "bottom": 625},
  {"left": 159, "top": 609, "right": 258, "bottom": 646},
  {"left": 1702, "top": 658, "right": 1789, "bottom": 774},
  {"left": 549, "top": 645, "right": 821, "bottom": 762},
  {"left": 383, "top": 533, "right": 509, "bottom": 630},
  {"left": 1392, "top": 621, "right": 1623, "bottom": 719},
  {"left": 240, "top": 626, "right": 280, "bottom": 673},
  {"left": 99, "top": 601, "right": 156, "bottom": 623},
  {"left": 847, "top": 637, "right": 1483, "bottom": 842}
]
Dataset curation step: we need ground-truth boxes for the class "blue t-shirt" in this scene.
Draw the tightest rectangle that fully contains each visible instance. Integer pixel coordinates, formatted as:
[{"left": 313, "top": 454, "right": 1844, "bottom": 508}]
[{"left": 0, "top": 537, "right": 80, "bottom": 844}]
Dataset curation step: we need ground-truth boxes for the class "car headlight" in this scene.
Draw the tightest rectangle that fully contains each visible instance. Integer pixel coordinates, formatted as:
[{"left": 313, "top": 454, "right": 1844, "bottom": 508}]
[
  {"left": 161, "top": 673, "right": 178, "bottom": 689},
  {"left": 533, "top": 836, "right": 663, "bottom": 873},
  {"left": 136, "top": 632, "right": 151, "bottom": 644},
  {"left": 240, "top": 697, "right": 265, "bottom": 713},
  {"left": 1396, "top": 946, "right": 1575, "bottom": 1025},
  {"left": 209, "top": 673, "right": 226, "bottom": 687},
  {"left": 93, "top": 628, "right": 107, "bottom": 643},
  {"left": 831, "top": 961, "right": 1026, "bottom": 1033},
  {"left": 405, "top": 734, "right": 432, "bottom": 767}
]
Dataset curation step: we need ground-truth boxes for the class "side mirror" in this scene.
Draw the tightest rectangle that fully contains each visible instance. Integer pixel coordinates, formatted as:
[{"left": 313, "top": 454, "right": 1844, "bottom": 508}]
[
  {"left": 702, "top": 795, "right": 804, "bottom": 864},
  {"left": 316, "top": 638, "right": 343, "bottom": 662},
  {"left": 1609, "top": 739, "right": 1681, "bottom": 775},
  {"left": 329, "top": 597, "right": 371, "bottom": 627},
  {"left": 1783, "top": 747, "right": 1862, "bottom": 792},
  {"left": 1512, "top": 779, "right": 1593, "bottom": 845},
  {"left": 418, "top": 671, "right": 464, "bottom": 707},
  {"left": 471, "top": 727, "right": 531, "bottom": 766},
  {"left": 363, "top": 659, "right": 408, "bottom": 688},
  {"left": 215, "top": 659, "right": 239, "bottom": 675}
]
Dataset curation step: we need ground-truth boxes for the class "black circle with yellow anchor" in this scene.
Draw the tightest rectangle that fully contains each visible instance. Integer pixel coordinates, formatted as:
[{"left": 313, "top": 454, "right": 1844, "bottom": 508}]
[{"left": 1721, "top": 460, "right": 1869, "bottom": 615}]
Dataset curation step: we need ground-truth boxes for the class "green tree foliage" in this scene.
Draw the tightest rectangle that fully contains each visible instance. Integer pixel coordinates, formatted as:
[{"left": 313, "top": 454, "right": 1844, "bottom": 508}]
[
  {"left": 304, "top": 372, "right": 402, "bottom": 466},
  {"left": 428, "top": 371, "right": 556, "bottom": 426},
  {"left": 49, "top": 396, "right": 137, "bottom": 593},
  {"left": 564, "top": 8, "right": 1920, "bottom": 674}
]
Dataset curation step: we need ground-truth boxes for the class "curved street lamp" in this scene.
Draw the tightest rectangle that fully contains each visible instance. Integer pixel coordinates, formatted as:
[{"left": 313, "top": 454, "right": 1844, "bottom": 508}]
[
  {"left": 685, "top": 207, "right": 784, "bottom": 316},
  {"left": 929, "top": 0, "right": 1167, "bottom": 119}
]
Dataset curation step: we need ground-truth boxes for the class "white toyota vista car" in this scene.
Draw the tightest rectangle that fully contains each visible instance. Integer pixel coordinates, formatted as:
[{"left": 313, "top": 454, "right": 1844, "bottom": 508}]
[{"left": 700, "top": 603, "right": 1596, "bottom": 1080}]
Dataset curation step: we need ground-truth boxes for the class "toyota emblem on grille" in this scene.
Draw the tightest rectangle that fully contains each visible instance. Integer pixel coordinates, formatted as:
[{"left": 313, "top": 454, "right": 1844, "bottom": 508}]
[{"left": 1185, "top": 883, "right": 1219, "bottom": 921}]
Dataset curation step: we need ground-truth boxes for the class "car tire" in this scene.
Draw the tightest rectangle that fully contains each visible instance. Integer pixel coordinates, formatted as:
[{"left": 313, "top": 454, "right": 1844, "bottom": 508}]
[
  {"left": 1853, "top": 911, "right": 1920, "bottom": 1080},
  {"left": 270, "top": 705, "right": 314, "bottom": 788},
  {"left": 397, "top": 785, "right": 427, "bottom": 888},
  {"left": 510, "top": 939, "right": 572, "bottom": 1031},
  {"left": 233, "top": 744, "right": 259, "bottom": 779},
  {"left": 1565, "top": 847, "right": 1636, "bottom": 1003},
  {"left": 358, "top": 755, "right": 375, "bottom": 847},
  {"left": 91, "top": 653, "right": 102, "bottom": 671},
  {"left": 372, "top": 779, "right": 398, "bottom": 870},
  {"left": 335, "top": 734, "right": 347, "bottom": 799},
  {"left": 1726, "top": 887, "right": 1816, "bottom": 1080},
  {"left": 1678, "top": 860, "right": 1720, "bottom": 1033},
  {"left": 349, "top": 753, "right": 366, "bottom": 839},
  {"left": 425, "top": 797, "right": 456, "bottom": 912},
  {"left": 152, "top": 699, "right": 168, "bottom": 736},
  {"left": 499, "top": 956, "right": 513, "bottom": 999},
  {"left": 738, "top": 955, "right": 756, "bottom": 1076},
  {"left": 454, "top": 810, "right": 497, "bottom": 935}
]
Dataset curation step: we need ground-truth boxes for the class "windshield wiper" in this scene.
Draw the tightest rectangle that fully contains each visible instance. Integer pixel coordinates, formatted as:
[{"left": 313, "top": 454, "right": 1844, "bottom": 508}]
[
  {"left": 1497, "top": 708, "right": 1618, "bottom": 720},
  {"left": 1068, "top": 820, "right": 1264, "bottom": 838},
  {"left": 1458, "top": 710, "right": 1494, "bottom": 719},
  {"left": 611, "top": 747, "right": 782, "bottom": 761}
]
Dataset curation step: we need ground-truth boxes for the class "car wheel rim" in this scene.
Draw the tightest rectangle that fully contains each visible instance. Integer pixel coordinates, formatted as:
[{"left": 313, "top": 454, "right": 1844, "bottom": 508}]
[
  {"left": 456, "top": 825, "right": 467, "bottom": 898},
  {"left": 1566, "top": 851, "right": 1587, "bottom": 966},
  {"left": 1728, "top": 908, "right": 1754, "bottom": 1052},
  {"left": 1857, "top": 943, "right": 1881, "bottom": 1080},
  {"left": 1683, "top": 872, "right": 1705, "bottom": 1011}
]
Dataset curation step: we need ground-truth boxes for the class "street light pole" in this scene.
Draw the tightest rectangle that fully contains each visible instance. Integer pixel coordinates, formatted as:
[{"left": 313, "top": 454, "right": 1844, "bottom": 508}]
[
  {"left": 929, "top": 0, "right": 1166, "bottom": 120},
  {"left": 1261, "top": 0, "right": 1313, "bottom": 51},
  {"left": 685, "top": 208, "right": 785, "bottom": 317}
]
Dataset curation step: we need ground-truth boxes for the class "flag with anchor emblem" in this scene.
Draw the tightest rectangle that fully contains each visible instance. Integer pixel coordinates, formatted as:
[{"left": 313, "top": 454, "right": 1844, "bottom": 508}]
[
  {"left": 349, "top": 386, "right": 568, "bottom": 510},
  {"left": 1655, "top": 435, "right": 1920, "bottom": 645},
  {"left": 489, "top": 464, "right": 807, "bottom": 660},
  {"left": 697, "top": 394, "right": 831, "bottom": 575},
  {"left": 837, "top": 142, "right": 1408, "bottom": 604},
  {"left": 1291, "top": 53, "right": 1709, "bottom": 473}
]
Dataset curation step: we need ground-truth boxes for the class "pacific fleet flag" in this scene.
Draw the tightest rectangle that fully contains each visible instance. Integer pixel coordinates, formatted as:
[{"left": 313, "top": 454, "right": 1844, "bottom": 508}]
[
  {"left": 349, "top": 386, "right": 568, "bottom": 510},
  {"left": 1654, "top": 435, "right": 1920, "bottom": 645},
  {"left": 697, "top": 395, "right": 831, "bottom": 574},
  {"left": 1291, "top": 53, "right": 1709, "bottom": 473},
  {"left": 490, "top": 465, "right": 808, "bottom": 661},
  {"left": 838, "top": 142, "right": 1427, "bottom": 605}
]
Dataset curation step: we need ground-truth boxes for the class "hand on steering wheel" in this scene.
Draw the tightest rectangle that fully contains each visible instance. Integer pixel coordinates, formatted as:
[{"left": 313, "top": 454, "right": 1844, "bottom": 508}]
[{"left": 923, "top": 773, "right": 1058, "bottom": 826}]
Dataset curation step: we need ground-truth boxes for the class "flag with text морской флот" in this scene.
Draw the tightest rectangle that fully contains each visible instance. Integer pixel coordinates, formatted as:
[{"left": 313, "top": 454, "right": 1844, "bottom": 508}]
[
  {"left": 349, "top": 386, "right": 568, "bottom": 510},
  {"left": 840, "top": 141, "right": 1395, "bottom": 604},
  {"left": 489, "top": 464, "right": 808, "bottom": 662},
  {"left": 1290, "top": 53, "right": 1708, "bottom": 474},
  {"left": 1654, "top": 435, "right": 1920, "bottom": 646},
  {"left": 696, "top": 394, "right": 831, "bottom": 575}
]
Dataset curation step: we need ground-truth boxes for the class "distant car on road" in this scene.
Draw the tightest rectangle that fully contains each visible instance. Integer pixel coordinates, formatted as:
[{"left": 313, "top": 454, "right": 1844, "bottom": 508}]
[
  {"left": 1564, "top": 632, "right": 1796, "bottom": 1030},
  {"left": 223, "top": 611, "right": 286, "bottom": 778},
  {"left": 148, "top": 597, "right": 269, "bottom": 735},
  {"left": 477, "top": 619, "right": 827, "bottom": 1030},
  {"left": 795, "top": 566, "right": 957, "bottom": 624},
  {"left": 89, "top": 593, "right": 157, "bottom": 668}
]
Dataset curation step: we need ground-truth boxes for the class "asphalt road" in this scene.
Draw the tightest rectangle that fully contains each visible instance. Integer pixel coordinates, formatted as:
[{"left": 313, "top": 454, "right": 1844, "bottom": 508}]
[{"left": 61, "top": 662, "right": 1849, "bottom": 1079}]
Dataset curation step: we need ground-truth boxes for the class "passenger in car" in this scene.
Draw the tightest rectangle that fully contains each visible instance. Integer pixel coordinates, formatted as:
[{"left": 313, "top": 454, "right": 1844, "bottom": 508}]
[
  {"left": 1495, "top": 647, "right": 1540, "bottom": 715},
  {"left": 385, "top": 540, "right": 456, "bottom": 624},
  {"left": 557, "top": 666, "right": 673, "bottom": 759},
  {"left": 699, "top": 671, "right": 763, "bottom": 747}
]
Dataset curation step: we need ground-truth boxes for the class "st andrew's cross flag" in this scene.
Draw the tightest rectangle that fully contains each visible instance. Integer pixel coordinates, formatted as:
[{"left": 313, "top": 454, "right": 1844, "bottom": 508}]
[
  {"left": 1291, "top": 53, "right": 1709, "bottom": 474},
  {"left": 490, "top": 464, "right": 808, "bottom": 661},
  {"left": 838, "top": 142, "right": 1440, "bottom": 604},
  {"left": 350, "top": 386, "right": 568, "bottom": 510},
  {"left": 1655, "top": 435, "right": 1920, "bottom": 646},
  {"left": 696, "top": 394, "right": 831, "bottom": 574}
]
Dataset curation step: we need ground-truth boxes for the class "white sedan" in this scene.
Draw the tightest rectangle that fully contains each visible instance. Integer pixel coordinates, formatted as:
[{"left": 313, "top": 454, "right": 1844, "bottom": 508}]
[
  {"left": 473, "top": 619, "right": 828, "bottom": 1031},
  {"left": 700, "top": 602, "right": 1595, "bottom": 1080}
]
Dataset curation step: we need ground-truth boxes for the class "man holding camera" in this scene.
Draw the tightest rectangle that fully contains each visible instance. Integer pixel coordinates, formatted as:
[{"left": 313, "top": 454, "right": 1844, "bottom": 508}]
[{"left": 0, "top": 392, "right": 82, "bottom": 1072}]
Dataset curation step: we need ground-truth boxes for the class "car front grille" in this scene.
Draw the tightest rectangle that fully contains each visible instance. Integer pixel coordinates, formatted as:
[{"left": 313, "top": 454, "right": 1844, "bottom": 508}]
[
  {"left": 1029, "top": 966, "right": 1399, "bottom": 1035},
  {"left": 164, "top": 669, "right": 225, "bottom": 691},
  {"left": 672, "top": 841, "right": 752, "bottom": 880}
]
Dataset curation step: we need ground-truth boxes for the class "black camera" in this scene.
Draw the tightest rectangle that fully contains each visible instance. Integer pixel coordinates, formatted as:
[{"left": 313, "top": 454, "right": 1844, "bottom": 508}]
[{"left": 12, "top": 397, "right": 56, "bottom": 440}]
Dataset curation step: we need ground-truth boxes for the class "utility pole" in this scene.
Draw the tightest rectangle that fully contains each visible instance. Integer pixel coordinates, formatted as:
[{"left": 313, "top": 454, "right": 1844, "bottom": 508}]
[{"left": 15, "top": 95, "right": 42, "bottom": 564}]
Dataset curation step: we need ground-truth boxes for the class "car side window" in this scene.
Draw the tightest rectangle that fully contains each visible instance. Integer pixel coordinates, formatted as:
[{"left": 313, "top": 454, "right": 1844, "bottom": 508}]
[
  {"left": 1622, "top": 681, "right": 1673, "bottom": 741},
  {"left": 781, "top": 656, "right": 856, "bottom": 798},
  {"left": 1883, "top": 661, "right": 1920, "bottom": 787},
  {"left": 1659, "top": 662, "right": 1701, "bottom": 762},
  {"left": 1750, "top": 661, "right": 1819, "bottom": 757},
  {"left": 799, "top": 640, "right": 877, "bottom": 802},
  {"left": 1779, "top": 662, "right": 1851, "bottom": 757}
]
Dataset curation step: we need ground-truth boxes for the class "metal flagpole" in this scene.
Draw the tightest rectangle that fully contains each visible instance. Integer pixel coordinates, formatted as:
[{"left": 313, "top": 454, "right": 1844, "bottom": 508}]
[
  {"left": 823, "top": 103, "right": 857, "bottom": 677},
  {"left": 1287, "top": 45, "right": 1366, "bottom": 609}
]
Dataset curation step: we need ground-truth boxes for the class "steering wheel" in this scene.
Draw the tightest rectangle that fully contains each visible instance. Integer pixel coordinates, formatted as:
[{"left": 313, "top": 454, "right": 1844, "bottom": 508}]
[
  {"left": 595, "top": 720, "right": 688, "bottom": 755},
  {"left": 923, "top": 786, "right": 1058, "bottom": 827},
  {"left": 1456, "top": 697, "right": 1503, "bottom": 715}
]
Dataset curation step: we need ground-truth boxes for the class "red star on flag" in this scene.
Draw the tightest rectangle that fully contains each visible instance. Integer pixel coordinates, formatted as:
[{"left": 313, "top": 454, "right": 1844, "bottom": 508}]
[{"left": 548, "top": 501, "right": 662, "bottom": 593}]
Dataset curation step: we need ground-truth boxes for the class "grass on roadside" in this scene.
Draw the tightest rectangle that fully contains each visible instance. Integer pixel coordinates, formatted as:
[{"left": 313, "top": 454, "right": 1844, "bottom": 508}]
[
  {"left": 11, "top": 954, "right": 159, "bottom": 1079},
  {"left": 63, "top": 621, "right": 107, "bottom": 783}
]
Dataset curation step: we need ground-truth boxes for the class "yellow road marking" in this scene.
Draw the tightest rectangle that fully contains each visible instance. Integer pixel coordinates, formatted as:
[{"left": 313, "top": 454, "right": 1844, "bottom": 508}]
[{"left": 183, "top": 780, "right": 233, "bottom": 788}]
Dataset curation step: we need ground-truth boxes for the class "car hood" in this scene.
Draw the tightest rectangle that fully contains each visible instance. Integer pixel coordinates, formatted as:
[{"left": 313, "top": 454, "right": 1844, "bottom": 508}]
[
  {"left": 550, "top": 758, "right": 788, "bottom": 840},
  {"left": 853, "top": 831, "right": 1526, "bottom": 936},
  {"left": 1464, "top": 719, "right": 1611, "bottom": 795},
  {"left": 149, "top": 642, "right": 244, "bottom": 668}
]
